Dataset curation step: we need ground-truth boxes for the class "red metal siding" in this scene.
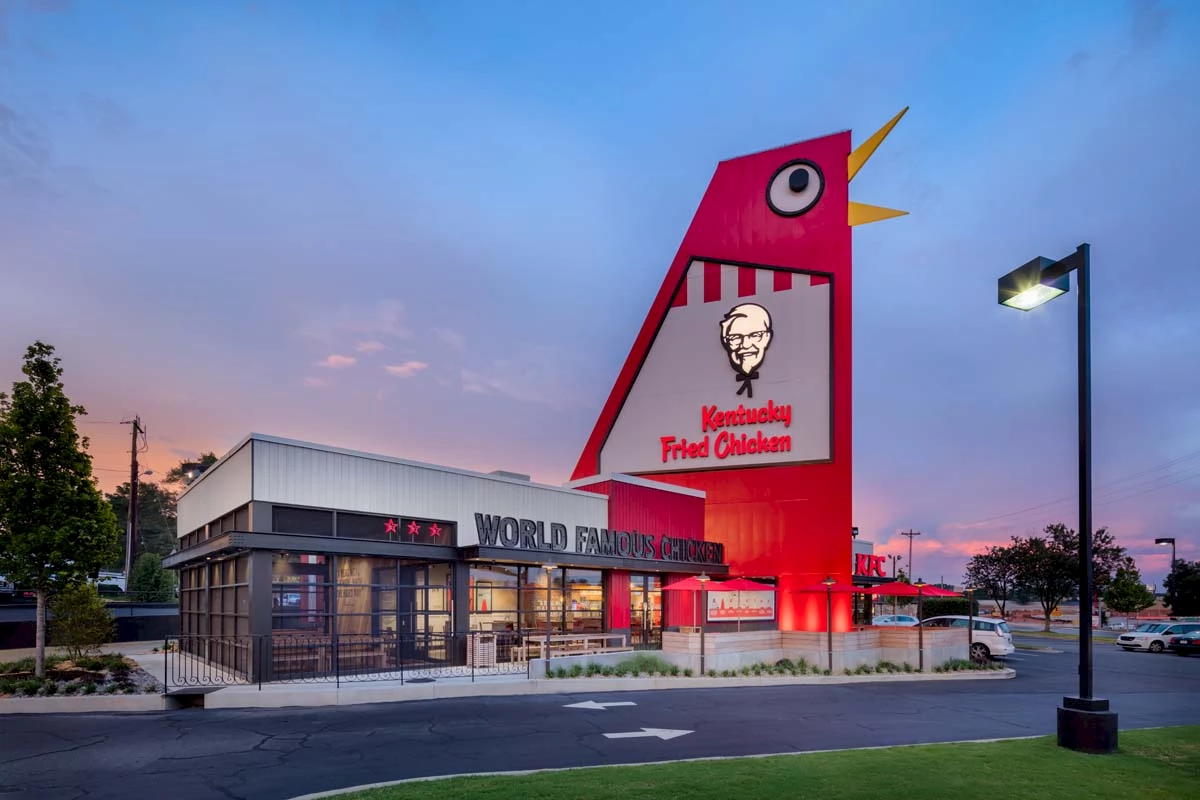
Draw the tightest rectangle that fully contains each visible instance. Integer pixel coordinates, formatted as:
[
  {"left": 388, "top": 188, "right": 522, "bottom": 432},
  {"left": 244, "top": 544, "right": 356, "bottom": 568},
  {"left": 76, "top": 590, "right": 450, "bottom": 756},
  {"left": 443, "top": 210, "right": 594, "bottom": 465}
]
[
  {"left": 605, "top": 570, "right": 631, "bottom": 629},
  {"left": 606, "top": 480, "right": 705, "bottom": 543}
]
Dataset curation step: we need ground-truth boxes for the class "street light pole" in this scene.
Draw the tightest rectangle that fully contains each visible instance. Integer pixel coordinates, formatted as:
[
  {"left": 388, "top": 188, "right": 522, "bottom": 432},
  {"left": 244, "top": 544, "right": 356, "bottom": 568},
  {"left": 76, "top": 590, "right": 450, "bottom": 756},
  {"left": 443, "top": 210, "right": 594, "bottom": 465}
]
[
  {"left": 1155, "top": 538, "right": 1177, "bottom": 586},
  {"left": 543, "top": 564, "right": 555, "bottom": 671},
  {"left": 997, "top": 242, "right": 1116, "bottom": 754},
  {"left": 914, "top": 581, "right": 926, "bottom": 671},
  {"left": 822, "top": 576, "right": 835, "bottom": 673},
  {"left": 697, "top": 573, "right": 711, "bottom": 675}
]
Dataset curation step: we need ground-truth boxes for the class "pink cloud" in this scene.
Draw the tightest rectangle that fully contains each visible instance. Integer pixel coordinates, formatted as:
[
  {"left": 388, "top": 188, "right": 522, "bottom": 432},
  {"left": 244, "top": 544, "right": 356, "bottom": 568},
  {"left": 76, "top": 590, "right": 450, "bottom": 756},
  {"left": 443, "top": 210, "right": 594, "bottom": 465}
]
[
  {"left": 303, "top": 376, "right": 327, "bottom": 388},
  {"left": 316, "top": 354, "right": 357, "bottom": 368},
  {"left": 385, "top": 361, "right": 428, "bottom": 378},
  {"left": 355, "top": 340, "right": 386, "bottom": 353}
]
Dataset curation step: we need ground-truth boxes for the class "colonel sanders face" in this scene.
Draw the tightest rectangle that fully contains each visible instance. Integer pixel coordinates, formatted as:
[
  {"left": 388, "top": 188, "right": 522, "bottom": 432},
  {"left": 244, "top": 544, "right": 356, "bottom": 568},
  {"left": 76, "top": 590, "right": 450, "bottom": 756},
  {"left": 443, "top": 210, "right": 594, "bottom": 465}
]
[{"left": 720, "top": 303, "right": 773, "bottom": 379}]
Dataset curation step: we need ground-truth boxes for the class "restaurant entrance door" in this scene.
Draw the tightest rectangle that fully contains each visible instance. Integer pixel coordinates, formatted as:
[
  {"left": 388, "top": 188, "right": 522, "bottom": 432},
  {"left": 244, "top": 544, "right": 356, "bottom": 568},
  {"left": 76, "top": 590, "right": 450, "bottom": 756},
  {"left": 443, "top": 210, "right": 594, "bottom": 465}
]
[{"left": 630, "top": 574, "right": 663, "bottom": 650}]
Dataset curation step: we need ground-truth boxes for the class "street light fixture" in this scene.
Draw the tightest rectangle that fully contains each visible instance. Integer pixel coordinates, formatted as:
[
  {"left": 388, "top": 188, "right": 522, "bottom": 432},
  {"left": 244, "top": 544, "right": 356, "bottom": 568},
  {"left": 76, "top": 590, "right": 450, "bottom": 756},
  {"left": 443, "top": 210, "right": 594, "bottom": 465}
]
[
  {"left": 964, "top": 585, "right": 977, "bottom": 661},
  {"left": 822, "top": 575, "right": 836, "bottom": 673},
  {"left": 1155, "top": 538, "right": 1177, "bottom": 582},
  {"left": 997, "top": 242, "right": 1117, "bottom": 754},
  {"left": 697, "top": 572, "right": 711, "bottom": 675}
]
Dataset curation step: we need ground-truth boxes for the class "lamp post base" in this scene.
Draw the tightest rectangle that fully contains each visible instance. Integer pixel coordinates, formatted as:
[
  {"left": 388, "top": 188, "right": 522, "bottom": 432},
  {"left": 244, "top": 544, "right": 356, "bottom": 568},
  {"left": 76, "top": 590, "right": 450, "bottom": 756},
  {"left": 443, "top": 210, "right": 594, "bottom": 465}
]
[{"left": 1057, "top": 696, "right": 1118, "bottom": 754}]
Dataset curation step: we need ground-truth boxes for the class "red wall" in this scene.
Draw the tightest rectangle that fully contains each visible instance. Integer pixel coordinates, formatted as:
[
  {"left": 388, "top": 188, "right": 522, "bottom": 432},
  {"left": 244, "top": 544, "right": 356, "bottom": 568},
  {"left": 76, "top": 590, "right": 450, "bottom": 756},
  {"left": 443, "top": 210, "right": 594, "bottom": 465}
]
[{"left": 573, "top": 131, "right": 855, "bottom": 633}]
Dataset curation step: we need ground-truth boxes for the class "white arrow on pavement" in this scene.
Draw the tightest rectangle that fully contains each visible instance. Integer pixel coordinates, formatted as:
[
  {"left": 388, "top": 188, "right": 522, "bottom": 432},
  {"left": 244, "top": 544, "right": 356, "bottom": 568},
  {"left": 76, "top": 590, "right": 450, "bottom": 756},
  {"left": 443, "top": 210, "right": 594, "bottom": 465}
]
[
  {"left": 603, "top": 728, "right": 693, "bottom": 741},
  {"left": 563, "top": 701, "right": 638, "bottom": 710}
]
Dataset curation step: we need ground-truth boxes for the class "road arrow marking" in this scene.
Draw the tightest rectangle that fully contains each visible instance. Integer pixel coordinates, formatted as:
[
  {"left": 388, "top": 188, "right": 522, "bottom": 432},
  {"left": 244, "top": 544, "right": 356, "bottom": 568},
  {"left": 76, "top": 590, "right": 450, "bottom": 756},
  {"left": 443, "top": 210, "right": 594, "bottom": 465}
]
[
  {"left": 563, "top": 701, "right": 638, "bottom": 710},
  {"left": 603, "top": 728, "right": 693, "bottom": 741}
]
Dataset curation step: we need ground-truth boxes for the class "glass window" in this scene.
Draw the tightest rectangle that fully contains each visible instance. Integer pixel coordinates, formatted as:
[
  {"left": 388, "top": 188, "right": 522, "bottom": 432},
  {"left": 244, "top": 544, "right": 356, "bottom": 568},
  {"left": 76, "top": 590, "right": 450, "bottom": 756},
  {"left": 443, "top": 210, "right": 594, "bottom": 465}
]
[
  {"left": 272, "top": 553, "right": 331, "bottom": 633},
  {"left": 565, "top": 569, "right": 604, "bottom": 633},
  {"left": 272, "top": 506, "right": 334, "bottom": 536},
  {"left": 470, "top": 564, "right": 520, "bottom": 632}
]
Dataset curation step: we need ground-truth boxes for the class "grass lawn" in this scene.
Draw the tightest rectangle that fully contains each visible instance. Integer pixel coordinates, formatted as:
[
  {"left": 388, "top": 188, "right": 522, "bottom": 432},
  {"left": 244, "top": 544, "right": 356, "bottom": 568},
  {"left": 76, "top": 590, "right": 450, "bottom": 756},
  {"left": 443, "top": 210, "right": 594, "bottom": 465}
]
[{"left": 333, "top": 726, "right": 1199, "bottom": 800}]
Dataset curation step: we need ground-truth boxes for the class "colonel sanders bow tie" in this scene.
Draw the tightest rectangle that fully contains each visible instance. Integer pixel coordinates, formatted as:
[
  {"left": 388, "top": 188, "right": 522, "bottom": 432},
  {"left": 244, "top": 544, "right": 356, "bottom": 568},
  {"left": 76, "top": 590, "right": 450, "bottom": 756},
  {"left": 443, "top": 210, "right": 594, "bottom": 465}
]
[{"left": 736, "top": 370, "right": 760, "bottom": 398}]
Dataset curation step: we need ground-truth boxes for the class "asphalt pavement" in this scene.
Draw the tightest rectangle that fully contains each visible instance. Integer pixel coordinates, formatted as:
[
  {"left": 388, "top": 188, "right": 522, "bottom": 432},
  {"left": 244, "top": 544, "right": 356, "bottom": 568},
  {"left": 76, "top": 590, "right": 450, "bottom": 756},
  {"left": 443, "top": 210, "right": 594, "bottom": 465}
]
[{"left": 2, "top": 635, "right": 1198, "bottom": 800}]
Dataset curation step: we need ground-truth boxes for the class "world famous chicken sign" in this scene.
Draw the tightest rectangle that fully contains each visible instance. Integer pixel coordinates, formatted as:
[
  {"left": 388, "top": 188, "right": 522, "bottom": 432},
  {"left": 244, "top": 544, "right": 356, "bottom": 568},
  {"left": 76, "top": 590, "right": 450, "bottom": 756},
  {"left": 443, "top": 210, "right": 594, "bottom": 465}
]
[{"left": 572, "top": 109, "right": 908, "bottom": 631}]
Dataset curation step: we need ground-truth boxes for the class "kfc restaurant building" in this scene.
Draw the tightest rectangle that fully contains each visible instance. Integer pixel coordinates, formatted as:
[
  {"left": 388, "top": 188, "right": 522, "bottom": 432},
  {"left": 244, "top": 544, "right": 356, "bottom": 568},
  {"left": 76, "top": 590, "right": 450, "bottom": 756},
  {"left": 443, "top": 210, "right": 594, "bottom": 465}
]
[{"left": 165, "top": 434, "right": 769, "bottom": 674}]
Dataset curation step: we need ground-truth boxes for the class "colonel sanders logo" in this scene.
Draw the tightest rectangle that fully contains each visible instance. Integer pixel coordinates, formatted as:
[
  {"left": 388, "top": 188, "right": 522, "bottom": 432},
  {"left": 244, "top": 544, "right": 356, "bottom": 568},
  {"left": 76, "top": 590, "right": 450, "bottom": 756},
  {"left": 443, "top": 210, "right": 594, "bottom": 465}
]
[{"left": 719, "top": 302, "right": 773, "bottom": 398}]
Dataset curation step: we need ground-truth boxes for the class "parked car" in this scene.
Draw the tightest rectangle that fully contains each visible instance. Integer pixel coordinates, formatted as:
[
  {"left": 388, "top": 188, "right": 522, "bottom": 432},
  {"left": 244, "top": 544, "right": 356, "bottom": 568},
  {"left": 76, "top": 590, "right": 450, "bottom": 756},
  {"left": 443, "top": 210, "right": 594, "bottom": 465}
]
[
  {"left": 1116, "top": 622, "right": 1200, "bottom": 653},
  {"left": 920, "top": 615, "right": 1015, "bottom": 661},
  {"left": 872, "top": 614, "right": 919, "bottom": 627},
  {"left": 1167, "top": 632, "right": 1200, "bottom": 657}
]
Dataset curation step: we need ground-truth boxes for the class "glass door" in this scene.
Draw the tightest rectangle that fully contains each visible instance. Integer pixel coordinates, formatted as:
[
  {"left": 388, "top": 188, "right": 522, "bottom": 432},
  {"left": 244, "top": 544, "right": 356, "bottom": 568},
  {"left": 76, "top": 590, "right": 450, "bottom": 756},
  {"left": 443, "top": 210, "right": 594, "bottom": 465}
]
[{"left": 630, "top": 575, "right": 662, "bottom": 650}]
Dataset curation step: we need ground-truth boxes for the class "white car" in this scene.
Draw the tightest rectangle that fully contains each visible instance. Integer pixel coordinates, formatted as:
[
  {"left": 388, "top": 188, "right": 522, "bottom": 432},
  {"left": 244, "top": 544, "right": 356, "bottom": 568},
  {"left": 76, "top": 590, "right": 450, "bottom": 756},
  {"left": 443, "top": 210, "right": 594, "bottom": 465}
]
[
  {"left": 872, "top": 614, "right": 919, "bottom": 626},
  {"left": 1117, "top": 622, "right": 1200, "bottom": 653},
  {"left": 920, "top": 615, "right": 1015, "bottom": 661}
]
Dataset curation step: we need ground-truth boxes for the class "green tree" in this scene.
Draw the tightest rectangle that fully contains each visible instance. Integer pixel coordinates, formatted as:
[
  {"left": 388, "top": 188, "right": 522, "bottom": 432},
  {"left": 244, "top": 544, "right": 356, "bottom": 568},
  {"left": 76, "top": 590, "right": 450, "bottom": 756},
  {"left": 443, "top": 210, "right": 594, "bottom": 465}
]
[
  {"left": 0, "top": 342, "right": 121, "bottom": 677},
  {"left": 163, "top": 452, "right": 218, "bottom": 488},
  {"left": 105, "top": 481, "right": 178, "bottom": 565},
  {"left": 963, "top": 545, "right": 1019, "bottom": 618},
  {"left": 1102, "top": 560, "right": 1155, "bottom": 615},
  {"left": 49, "top": 582, "right": 116, "bottom": 660},
  {"left": 128, "top": 552, "right": 177, "bottom": 602},
  {"left": 1164, "top": 560, "right": 1200, "bottom": 618},
  {"left": 1010, "top": 531, "right": 1076, "bottom": 632}
]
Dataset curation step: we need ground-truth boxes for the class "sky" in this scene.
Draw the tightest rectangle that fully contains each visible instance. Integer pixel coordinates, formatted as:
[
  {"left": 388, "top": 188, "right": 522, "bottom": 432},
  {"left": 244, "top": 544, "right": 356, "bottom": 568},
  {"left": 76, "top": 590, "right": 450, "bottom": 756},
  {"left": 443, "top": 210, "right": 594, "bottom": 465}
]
[{"left": 2, "top": 0, "right": 1198, "bottom": 589}]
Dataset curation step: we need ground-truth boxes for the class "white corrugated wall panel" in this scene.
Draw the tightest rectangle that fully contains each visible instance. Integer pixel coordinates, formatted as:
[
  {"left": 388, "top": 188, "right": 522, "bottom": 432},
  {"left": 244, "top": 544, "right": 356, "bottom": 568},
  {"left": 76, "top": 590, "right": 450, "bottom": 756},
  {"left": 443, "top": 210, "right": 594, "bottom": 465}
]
[
  {"left": 251, "top": 439, "right": 607, "bottom": 546},
  {"left": 176, "top": 441, "right": 253, "bottom": 537}
]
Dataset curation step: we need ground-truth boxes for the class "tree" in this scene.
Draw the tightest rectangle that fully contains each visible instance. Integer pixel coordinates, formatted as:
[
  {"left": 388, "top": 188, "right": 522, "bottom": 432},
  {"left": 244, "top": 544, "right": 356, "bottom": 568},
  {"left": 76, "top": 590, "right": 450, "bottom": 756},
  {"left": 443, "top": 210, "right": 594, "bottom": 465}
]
[
  {"left": 1164, "top": 560, "right": 1200, "bottom": 618},
  {"left": 920, "top": 597, "right": 980, "bottom": 619},
  {"left": 129, "top": 552, "right": 177, "bottom": 602},
  {"left": 163, "top": 452, "right": 218, "bottom": 488},
  {"left": 1010, "top": 532, "right": 1077, "bottom": 632},
  {"left": 105, "top": 481, "right": 178, "bottom": 565},
  {"left": 963, "top": 545, "right": 1019, "bottom": 618},
  {"left": 0, "top": 342, "right": 121, "bottom": 677},
  {"left": 1102, "top": 560, "right": 1155, "bottom": 615}
]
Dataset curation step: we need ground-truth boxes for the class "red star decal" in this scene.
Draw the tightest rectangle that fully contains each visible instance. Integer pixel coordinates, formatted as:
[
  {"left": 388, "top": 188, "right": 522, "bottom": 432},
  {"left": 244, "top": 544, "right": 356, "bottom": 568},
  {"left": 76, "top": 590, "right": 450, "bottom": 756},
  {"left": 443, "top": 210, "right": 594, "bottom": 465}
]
[
  {"left": 407, "top": 520, "right": 421, "bottom": 536},
  {"left": 384, "top": 518, "right": 398, "bottom": 535},
  {"left": 429, "top": 522, "right": 441, "bottom": 537}
]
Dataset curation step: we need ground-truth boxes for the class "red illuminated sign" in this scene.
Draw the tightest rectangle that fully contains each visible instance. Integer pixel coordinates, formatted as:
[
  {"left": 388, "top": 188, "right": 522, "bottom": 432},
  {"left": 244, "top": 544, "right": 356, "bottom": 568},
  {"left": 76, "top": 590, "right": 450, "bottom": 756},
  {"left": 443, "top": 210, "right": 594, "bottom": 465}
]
[
  {"left": 660, "top": 402, "right": 795, "bottom": 464},
  {"left": 854, "top": 554, "right": 886, "bottom": 577}
]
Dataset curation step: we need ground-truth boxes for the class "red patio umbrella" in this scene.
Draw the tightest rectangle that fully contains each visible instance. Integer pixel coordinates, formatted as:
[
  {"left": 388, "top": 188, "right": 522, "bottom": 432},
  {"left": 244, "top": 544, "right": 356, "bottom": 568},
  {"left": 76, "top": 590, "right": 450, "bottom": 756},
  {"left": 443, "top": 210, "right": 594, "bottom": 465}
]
[
  {"left": 921, "top": 585, "right": 962, "bottom": 597},
  {"left": 662, "top": 576, "right": 711, "bottom": 592},
  {"left": 712, "top": 577, "right": 777, "bottom": 592},
  {"left": 791, "top": 581, "right": 859, "bottom": 594},
  {"left": 862, "top": 581, "right": 924, "bottom": 596}
]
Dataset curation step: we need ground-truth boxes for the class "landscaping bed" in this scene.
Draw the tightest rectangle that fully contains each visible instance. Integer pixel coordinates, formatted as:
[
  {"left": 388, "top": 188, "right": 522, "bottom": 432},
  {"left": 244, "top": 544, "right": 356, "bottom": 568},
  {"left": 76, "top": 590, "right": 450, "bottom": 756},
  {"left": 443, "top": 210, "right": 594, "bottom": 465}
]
[
  {"left": 0, "top": 653, "right": 160, "bottom": 698},
  {"left": 545, "top": 653, "right": 1005, "bottom": 680}
]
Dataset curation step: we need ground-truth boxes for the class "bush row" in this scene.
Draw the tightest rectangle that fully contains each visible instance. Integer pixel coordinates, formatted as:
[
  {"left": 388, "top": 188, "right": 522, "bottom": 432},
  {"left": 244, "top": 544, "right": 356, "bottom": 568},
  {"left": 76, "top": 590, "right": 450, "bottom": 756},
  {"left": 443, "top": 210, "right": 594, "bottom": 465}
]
[{"left": 545, "top": 654, "right": 1008, "bottom": 679}]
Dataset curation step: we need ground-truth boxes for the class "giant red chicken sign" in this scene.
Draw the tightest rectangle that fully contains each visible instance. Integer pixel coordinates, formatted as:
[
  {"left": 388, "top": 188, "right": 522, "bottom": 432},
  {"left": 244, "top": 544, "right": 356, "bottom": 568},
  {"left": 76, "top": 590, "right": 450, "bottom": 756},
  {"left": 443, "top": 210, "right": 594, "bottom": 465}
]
[{"left": 573, "top": 110, "right": 908, "bottom": 632}]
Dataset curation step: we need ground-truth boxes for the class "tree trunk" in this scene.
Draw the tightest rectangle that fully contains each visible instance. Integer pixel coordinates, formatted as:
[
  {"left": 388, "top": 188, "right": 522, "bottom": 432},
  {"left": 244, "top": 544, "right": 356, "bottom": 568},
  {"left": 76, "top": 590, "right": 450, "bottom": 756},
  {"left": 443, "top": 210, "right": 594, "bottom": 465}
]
[
  {"left": 35, "top": 588, "right": 48, "bottom": 678},
  {"left": 1042, "top": 600, "right": 1053, "bottom": 632}
]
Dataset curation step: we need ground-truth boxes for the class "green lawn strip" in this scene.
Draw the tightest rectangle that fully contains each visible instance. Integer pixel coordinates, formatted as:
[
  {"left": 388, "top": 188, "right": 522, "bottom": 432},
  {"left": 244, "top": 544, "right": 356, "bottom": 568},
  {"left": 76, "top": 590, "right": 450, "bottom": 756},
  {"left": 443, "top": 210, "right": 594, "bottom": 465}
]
[{"left": 333, "top": 726, "right": 1199, "bottom": 800}]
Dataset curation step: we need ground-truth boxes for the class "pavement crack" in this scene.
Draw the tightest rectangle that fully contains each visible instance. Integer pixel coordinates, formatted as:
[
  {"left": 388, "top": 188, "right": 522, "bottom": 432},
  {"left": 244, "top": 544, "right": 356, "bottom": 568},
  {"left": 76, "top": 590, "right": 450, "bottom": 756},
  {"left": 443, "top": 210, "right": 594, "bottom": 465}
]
[{"left": 0, "top": 736, "right": 106, "bottom": 766}]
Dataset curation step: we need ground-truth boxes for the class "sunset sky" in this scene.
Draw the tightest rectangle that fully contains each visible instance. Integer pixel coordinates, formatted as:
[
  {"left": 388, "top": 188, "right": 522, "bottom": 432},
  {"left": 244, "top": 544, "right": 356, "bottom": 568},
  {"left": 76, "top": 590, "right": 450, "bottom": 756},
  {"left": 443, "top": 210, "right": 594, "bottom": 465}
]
[{"left": 2, "top": 0, "right": 1197, "bottom": 588}]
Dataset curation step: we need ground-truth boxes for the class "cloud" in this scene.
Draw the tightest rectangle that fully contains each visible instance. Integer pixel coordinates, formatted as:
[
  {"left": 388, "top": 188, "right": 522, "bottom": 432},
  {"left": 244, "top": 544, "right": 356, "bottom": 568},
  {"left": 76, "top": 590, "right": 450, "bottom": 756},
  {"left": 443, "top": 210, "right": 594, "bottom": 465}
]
[
  {"left": 303, "top": 376, "right": 327, "bottom": 387},
  {"left": 458, "top": 345, "right": 593, "bottom": 410},
  {"left": 384, "top": 360, "right": 428, "bottom": 378},
  {"left": 355, "top": 340, "right": 386, "bottom": 353},
  {"left": 295, "top": 299, "right": 411, "bottom": 347},
  {"left": 434, "top": 328, "right": 466, "bottom": 349},
  {"left": 316, "top": 354, "right": 356, "bottom": 368}
]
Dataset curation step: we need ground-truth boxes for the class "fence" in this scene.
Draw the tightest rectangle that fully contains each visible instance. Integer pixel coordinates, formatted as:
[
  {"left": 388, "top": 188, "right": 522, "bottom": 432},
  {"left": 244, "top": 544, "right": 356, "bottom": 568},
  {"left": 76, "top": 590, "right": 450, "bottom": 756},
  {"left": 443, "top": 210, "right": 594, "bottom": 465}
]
[{"left": 163, "top": 631, "right": 531, "bottom": 691}]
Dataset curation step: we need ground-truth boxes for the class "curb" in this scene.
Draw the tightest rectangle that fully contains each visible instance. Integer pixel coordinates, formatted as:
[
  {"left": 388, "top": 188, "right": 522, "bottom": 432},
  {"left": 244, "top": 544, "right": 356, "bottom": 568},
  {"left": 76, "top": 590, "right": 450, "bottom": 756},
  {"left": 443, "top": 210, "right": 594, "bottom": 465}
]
[
  {"left": 193, "top": 668, "right": 1016, "bottom": 711},
  {"left": 287, "top": 729, "right": 1047, "bottom": 800},
  {"left": 0, "top": 694, "right": 167, "bottom": 715}
]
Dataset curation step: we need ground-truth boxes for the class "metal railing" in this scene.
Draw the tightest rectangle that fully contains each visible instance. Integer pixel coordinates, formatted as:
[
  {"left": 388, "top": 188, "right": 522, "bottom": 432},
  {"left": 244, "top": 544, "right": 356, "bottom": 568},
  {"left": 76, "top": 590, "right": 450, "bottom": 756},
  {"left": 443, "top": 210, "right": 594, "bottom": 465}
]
[{"left": 163, "top": 631, "right": 532, "bottom": 691}]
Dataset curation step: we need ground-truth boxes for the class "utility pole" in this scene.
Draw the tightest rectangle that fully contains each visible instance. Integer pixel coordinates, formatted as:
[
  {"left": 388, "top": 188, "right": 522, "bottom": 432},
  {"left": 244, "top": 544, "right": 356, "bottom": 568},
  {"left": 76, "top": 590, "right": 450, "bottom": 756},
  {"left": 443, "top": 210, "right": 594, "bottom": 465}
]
[
  {"left": 889, "top": 555, "right": 902, "bottom": 616},
  {"left": 902, "top": 530, "right": 922, "bottom": 582},
  {"left": 122, "top": 416, "right": 145, "bottom": 585}
]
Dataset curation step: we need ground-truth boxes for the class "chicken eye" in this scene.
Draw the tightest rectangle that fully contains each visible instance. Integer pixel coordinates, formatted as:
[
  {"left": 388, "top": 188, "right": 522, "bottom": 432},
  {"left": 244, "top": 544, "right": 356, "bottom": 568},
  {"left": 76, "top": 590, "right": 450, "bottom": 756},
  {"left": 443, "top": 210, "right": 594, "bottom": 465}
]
[{"left": 766, "top": 159, "right": 824, "bottom": 217}]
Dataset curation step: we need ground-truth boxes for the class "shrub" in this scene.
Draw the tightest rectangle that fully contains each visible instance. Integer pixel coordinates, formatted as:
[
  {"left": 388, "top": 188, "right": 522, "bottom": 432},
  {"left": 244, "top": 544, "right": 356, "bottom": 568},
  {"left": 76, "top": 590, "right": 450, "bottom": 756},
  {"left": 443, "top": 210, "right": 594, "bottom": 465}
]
[
  {"left": 62, "top": 681, "right": 79, "bottom": 695},
  {"left": 919, "top": 597, "right": 980, "bottom": 619},
  {"left": 854, "top": 663, "right": 872, "bottom": 675},
  {"left": 143, "top": 684, "right": 158, "bottom": 693},
  {"left": 683, "top": 668, "right": 694, "bottom": 677},
  {"left": 0, "top": 678, "right": 15, "bottom": 695},
  {"left": 81, "top": 682, "right": 96, "bottom": 695},
  {"left": 43, "top": 681, "right": 58, "bottom": 695},
  {"left": 568, "top": 664, "right": 584, "bottom": 678},
  {"left": 614, "top": 653, "right": 674, "bottom": 675},
  {"left": 17, "top": 678, "right": 42, "bottom": 696},
  {"left": 601, "top": 665, "right": 614, "bottom": 676},
  {"left": 903, "top": 663, "right": 914, "bottom": 673},
  {"left": 669, "top": 665, "right": 680, "bottom": 676},
  {"left": 49, "top": 583, "right": 116, "bottom": 660}
]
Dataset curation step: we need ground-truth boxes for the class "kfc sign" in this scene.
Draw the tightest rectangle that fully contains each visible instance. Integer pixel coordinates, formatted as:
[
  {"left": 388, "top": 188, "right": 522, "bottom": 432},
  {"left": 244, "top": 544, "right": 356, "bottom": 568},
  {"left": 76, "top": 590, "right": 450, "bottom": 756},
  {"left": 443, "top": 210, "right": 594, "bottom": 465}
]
[
  {"left": 598, "top": 259, "right": 832, "bottom": 475},
  {"left": 854, "top": 554, "right": 887, "bottom": 578}
]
